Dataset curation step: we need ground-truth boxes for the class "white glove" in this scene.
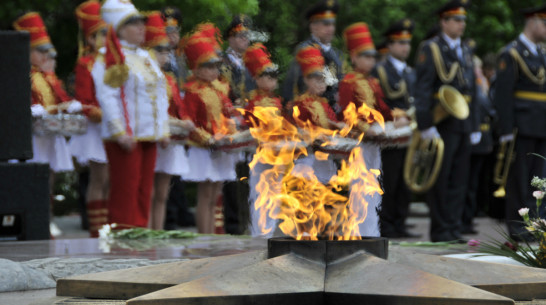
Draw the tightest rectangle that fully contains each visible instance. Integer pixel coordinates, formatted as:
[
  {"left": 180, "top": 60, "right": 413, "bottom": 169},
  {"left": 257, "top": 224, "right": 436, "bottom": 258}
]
[
  {"left": 66, "top": 100, "right": 83, "bottom": 113},
  {"left": 499, "top": 133, "right": 514, "bottom": 144},
  {"left": 31, "top": 104, "right": 47, "bottom": 117},
  {"left": 367, "top": 122, "right": 384, "bottom": 136},
  {"left": 470, "top": 131, "right": 482, "bottom": 145},
  {"left": 420, "top": 126, "right": 440, "bottom": 140}
]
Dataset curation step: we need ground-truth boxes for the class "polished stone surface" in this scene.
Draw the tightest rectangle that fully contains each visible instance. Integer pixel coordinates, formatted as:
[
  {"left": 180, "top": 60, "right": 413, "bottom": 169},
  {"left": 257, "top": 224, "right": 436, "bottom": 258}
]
[{"left": 0, "top": 236, "right": 267, "bottom": 262}]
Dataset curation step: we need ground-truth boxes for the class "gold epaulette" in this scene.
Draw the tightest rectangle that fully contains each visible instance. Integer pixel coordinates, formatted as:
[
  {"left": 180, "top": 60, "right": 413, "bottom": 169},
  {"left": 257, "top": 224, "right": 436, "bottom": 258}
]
[
  {"left": 377, "top": 65, "right": 407, "bottom": 99},
  {"left": 508, "top": 48, "right": 546, "bottom": 85},
  {"left": 429, "top": 42, "right": 460, "bottom": 84}
]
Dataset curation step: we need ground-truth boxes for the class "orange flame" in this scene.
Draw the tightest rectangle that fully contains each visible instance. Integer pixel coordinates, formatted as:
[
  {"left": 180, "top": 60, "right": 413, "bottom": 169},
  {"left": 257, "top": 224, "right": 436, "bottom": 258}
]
[{"left": 248, "top": 101, "right": 383, "bottom": 240}]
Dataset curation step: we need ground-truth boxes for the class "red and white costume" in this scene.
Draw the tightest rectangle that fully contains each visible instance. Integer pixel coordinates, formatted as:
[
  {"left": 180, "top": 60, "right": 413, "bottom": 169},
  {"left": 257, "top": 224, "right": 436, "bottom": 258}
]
[
  {"left": 69, "top": 0, "right": 107, "bottom": 165},
  {"left": 92, "top": 0, "right": 169, "bottom": 228},
  {"left": 14, "top": 12, "right": 74, "bottom": 173},
  {"left": 340, "top": 22, "right": 394, "bottom": 237}
]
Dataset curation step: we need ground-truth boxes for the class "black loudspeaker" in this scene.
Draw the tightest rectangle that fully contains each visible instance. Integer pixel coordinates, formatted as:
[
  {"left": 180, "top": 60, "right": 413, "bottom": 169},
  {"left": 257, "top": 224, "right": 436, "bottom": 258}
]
[
  {"left": 0, "top": 31, "right": 32, "bottom": 161},
  {"left": 0, "top": 162, "right": 50, "bottom": 241}
]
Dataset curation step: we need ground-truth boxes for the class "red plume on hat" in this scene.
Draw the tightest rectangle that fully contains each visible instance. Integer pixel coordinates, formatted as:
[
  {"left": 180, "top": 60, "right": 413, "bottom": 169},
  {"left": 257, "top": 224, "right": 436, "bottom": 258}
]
[
  {"left": 13, "top": 12, "right": 53, "bottom": 50},
  {"left": 103, "top": 25, "right": 129, "bottom": 88},
  {"left": 182, "top": 27, "right": 221, "bottom": 70},
  {"left": 196, "top": 22, "right": 223, "bottom": 52},
  {"left": 75, "top": 0, "right": 106, "bottom": 38},
  {"left": 343, "top": 22, "right": 375, "bottom": 56},
  {"left": 144, "top": 11, "right": 169, "bottom": 49},
  {"left": 296, "top": 45, "right": 325, "bottom": 77},
  {"left": 243, "top": 43, "right": 275, "bottom": 78}
]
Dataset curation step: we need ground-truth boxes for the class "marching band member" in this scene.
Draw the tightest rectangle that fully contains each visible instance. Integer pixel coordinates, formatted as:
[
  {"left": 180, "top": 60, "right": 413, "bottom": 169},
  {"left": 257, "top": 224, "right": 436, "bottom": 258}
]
[
  {"left": 69, "top": 0, "right": 109, "bottom": 237},
  {"left": 14, "top": 12, "right": 76, "bottom": 184},
  {"left": 291, "top": 44, "right": 341, "bottom": 185},
  {"left": 339, "top": 22, "right": 393, "bottom": 237},
  {"left": 92, "top": 0, "right": 170, "bottom": 229},
  {"left": 372, "top": 19, "right": 420, "bottom": 238},
  {"left": 14, "top": 12, "right": 79, "bottom": 237},
  {"left": 242, "top": 43, "right": 283, "bottom": 237},
  {"left": 414, "top": 0, "right": 478, "bottom": 242},
  {"left": 181, "top": 26, "right": 238, "bottom": 234},
  {"left": 493, "top": 4, "right": 546, "bottom": 241},
  {"left": 144, "top": 11, "right": 192, "bottom": 230}
]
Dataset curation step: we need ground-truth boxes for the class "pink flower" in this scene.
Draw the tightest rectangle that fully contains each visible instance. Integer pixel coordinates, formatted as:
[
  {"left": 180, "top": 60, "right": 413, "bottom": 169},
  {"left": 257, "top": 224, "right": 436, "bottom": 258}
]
[
  {"left": 533, "top": 191, "right": 545, "bottom": 200},
  {"left": 467, "top": 239, "right": 480, "bottom": 247},
  {"left": 504, "top": 241, "right": 518, "bottom": 251}
]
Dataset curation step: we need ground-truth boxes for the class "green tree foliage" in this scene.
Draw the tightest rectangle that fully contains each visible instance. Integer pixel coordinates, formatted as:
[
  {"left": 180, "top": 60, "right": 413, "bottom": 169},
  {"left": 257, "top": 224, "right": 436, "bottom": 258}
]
[{"left": 0, "top": 0, "right": 539, "bottom": 80}]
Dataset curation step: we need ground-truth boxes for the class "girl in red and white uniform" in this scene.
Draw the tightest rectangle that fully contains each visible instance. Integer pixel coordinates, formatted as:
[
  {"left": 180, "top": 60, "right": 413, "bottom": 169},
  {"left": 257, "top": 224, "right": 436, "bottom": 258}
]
[
  {"left": 69, "top": 0, "right": 109, "bottom": 237},
  {"left": 339, "top": 22, "right": 394, "bottom": 237},
  {"left": 181, "top": 25, "right": 238, "bottom": 234}
]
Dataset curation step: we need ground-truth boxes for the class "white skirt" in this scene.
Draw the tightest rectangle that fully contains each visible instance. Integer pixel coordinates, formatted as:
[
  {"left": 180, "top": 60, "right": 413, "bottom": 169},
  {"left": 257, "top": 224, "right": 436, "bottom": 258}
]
[
  {"left": 354, "top": 142, "right": 382, "bottom": 237},
  {"left": 29, "top": 134, "right": 74, "bottom": 172},
  {"left": 155, "top": 143, "right": 190, "bottom": 176},
  {"left": 68, "top": 122, "right": 107, "bottom": 165},
  {"left": 184, "top": 147, "right": 238, "bottom": 182}
]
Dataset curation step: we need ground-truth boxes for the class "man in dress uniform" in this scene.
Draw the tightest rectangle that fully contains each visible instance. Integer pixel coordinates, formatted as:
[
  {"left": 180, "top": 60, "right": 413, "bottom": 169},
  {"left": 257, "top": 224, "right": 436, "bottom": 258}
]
[
  {"left": 221, "top": 14, "right": 257, "bottom": 235},
  {"left": 160, "top": 6, "right": 191, "bottom": 88},
  {"left": 281, "top": 0, "right": 344, "bottom": 113},
  {"left": 221, "top": 14, "right": 257, "bottom": 105},
  {"left": 372, "top": 18, "right": 420, "bottom": 238},
  {"left": 414, "top": 0, "right": 479, "bottom": 242},
  {"left": 492, "top": 4, "right": 546, "bottom": 240}
]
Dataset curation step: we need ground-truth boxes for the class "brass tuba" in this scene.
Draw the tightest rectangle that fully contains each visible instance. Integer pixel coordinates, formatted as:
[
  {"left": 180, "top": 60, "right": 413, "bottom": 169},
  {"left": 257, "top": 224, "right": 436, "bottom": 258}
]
[
  {"left": 492, "top": 129, "right": 517, "bottom": 198},
  {"left": 403, "top": 85, "right": 470, "bottom": 193}
]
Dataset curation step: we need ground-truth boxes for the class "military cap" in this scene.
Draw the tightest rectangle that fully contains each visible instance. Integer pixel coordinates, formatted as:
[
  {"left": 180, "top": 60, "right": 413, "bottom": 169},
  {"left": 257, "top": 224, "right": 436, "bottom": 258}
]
[
  {"left": 305, "top": 0, "right": 339, "bottom": 23},
  {"left": 521, "top": 3, "right": 546, "bottom": 19},
  {"left": 225, "top": 14, "right": 252, "bottom": 38},
  {"left": 376, "top": 40, "right": 389, "bottom": 56},
  {"left": 435, "top": 0, "right": 470, "bottom": 19},
  {"left": 384, "top": 18, "right": 414, "bottom": 42},
  {"left": 160, "top": 6, "right": 182, "bottom": 33}
]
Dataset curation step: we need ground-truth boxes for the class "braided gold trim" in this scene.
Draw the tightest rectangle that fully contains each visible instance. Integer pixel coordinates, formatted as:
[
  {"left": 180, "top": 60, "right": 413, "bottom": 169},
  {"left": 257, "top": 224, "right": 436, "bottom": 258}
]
[
  {"left": 509, "top": 48, "right": 545, "bottom": 85},
  {"left": 430, "top": 42, "right": 459, "bottom": 83},
  {"left": 377, "top": 65, "right": 406, "bottom": 99}
]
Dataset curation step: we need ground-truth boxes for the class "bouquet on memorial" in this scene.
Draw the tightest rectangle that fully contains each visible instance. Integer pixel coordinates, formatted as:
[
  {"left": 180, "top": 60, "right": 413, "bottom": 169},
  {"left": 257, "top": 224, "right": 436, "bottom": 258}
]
[{"left": 474, "top": 161, "right": 546, "bottom": 268}]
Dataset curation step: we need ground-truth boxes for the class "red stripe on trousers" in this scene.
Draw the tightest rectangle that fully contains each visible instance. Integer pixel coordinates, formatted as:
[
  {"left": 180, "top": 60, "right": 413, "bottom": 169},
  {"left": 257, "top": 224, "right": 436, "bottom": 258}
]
[{"left": 104, "top": 141, "right": 157, "bottom": 228}]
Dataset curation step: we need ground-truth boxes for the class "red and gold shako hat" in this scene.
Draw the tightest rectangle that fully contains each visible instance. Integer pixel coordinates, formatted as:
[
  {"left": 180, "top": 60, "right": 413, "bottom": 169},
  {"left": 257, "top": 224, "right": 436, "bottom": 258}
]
[
  {"left": 13, "top": 12, "right": 53, "bottom": 50},
  {"left": 384, "top": 18, "right": 414, "bottom": 42},
  {"left": 75, "top": 0, "right": 106, "bottom": 38},
  {"left": 225, "top": 14, "right": 251, "bottom": 38},
  {"left": 160, "top": 6, "right": 181, "bottom": 33},
  {"left": 243, "top": 43, "right": 277, "bottom": 78},
  {"left": 196, "top": 22, "right": 223, "bottom": 52},
  {"left": 182, "top": 27, "right": 221, "bottom": 70},
  {"left": 296, "top": 44, "right": 325, "bottom": 77},
  {"left": 305, "top": 0, "right": 338, "bottom": 23},
  {"left": 521, "top": 4, "right": 546, "bottom": 19},
  {"left": 343, "top": 22, "right": 375, "bottom": 56},
  {"left": 144, "top": 11, "right": 169, "bottom": 49},
  {"left": 436, "top": 0, "right": 470, "bottom": 19}
]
